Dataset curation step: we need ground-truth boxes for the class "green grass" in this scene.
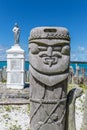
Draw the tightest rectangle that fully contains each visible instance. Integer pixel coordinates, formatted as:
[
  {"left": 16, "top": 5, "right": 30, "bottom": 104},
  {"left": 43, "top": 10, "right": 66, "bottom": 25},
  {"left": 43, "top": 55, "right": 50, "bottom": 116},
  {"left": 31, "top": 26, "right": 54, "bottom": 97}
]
[
  {"left": 68, "top": 83, "right": 87, "bottom": 93},
  {"left": 9, "top": 124, "right": 21, "bottom": 130},
  {"left": 27, "top": 104, "right": 30, "bottom": 114},
  {"left": 4, "top": 105, "right": 12, "bottom": 112},
  {"left": 68, "top": 83, "right": 75, "bottom": 92},
  {"left": 79, "top": 84, "right": 87, "bottom": 92},
  {"left": 3, "top": 113, "right": 10, "bottom": 120}
]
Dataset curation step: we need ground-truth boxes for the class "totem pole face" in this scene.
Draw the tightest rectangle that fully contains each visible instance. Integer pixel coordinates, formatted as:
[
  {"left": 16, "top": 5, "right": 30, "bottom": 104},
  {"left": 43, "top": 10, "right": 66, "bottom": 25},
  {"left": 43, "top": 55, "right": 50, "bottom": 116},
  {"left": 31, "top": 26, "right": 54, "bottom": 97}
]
[{"left": 29, "top": 27, "right": 70, "bottom": 85}]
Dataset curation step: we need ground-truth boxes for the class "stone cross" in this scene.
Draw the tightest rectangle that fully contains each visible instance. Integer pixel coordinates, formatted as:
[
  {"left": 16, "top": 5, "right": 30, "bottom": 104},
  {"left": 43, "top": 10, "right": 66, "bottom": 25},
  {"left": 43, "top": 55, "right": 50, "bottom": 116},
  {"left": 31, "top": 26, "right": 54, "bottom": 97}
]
[
  {"left": 75, "top": 64, "right": 80, "bottom": 77},
  {"left": 29, "top": 27, "right": 70, "bottom": 130},
  {"left": 81, "top": 68, "right": 85, "bottom": 78},
  {"left": 12, "top": 23, "right": 20, "bottom": 44}
]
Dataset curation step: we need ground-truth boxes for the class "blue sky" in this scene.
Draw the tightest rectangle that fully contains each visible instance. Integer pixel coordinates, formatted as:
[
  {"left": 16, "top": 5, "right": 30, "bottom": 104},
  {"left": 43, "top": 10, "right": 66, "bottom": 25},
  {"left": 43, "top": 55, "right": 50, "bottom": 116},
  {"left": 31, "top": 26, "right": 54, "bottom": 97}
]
[{"left": 0, "top": 0, "right": 87, "bottom": 61}]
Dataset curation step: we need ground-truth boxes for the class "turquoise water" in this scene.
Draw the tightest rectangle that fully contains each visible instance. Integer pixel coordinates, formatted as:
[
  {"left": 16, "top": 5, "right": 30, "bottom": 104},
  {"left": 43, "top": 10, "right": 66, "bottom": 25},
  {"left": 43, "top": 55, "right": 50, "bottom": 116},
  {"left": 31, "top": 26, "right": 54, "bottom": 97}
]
[
  {"left": 0, "top": 61, "right": 87, "bottom": 72},
  {"left": 0, "top": 61, "right": 7, "bottom": 69},
  {"left": 70, "top": 62, "right": 87, "bottom": 76},
  {"left": 70, "top": 62, "right": 87, "bottom": 71}
]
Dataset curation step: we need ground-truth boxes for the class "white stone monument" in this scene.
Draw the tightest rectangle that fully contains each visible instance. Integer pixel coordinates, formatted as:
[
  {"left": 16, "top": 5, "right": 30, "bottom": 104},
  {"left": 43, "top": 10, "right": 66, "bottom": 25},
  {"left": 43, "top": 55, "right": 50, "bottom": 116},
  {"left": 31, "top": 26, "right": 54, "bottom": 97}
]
[{"left": 6, "top": 23, "right": 25, "bottom": 89}]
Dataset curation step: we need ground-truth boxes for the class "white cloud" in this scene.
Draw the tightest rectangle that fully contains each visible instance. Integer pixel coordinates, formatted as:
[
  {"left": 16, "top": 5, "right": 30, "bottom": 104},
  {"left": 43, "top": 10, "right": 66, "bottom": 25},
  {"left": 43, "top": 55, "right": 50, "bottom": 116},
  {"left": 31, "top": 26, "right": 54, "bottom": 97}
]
[
  {"left": 71, "top": 45, "right": 87, "bottom": 61},
  {"left": 78, "top": 46, "right": 85, "bottom": 51},
  {"left": 71, "top": 53, "right": 78, "bottom": 61},
  {"left": 0, "top": 45, "right": 7, "bottom": 51},
  {"left": 0, "top": 48, "right": 3, "bottom": 51},
  {"left": 0, "top": 45, "right": 7, "bottom": 61}
]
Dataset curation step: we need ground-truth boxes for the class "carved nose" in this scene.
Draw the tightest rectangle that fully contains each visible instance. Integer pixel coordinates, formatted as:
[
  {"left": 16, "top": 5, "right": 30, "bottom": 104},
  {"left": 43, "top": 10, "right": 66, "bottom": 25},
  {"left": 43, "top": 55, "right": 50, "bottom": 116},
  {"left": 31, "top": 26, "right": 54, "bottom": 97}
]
[{"left": 47, "top": 47, "right": 53, "bottom": 56}]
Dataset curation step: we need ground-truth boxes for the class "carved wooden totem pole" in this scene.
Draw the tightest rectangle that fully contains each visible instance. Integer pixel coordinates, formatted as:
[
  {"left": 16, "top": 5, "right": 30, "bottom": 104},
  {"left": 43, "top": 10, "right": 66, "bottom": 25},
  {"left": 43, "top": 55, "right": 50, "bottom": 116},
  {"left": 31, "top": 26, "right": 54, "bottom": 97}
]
[{"left": 29, "top": 27, "right": 70, "bottom": 130}]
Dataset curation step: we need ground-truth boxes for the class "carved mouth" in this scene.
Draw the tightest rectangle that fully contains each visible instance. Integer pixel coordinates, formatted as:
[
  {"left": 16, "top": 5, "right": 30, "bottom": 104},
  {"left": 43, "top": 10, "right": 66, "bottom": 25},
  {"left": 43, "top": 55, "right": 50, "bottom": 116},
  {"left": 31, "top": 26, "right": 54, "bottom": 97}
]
[{"left": 43, "top": 57, "right": 58, "bottom": 67}]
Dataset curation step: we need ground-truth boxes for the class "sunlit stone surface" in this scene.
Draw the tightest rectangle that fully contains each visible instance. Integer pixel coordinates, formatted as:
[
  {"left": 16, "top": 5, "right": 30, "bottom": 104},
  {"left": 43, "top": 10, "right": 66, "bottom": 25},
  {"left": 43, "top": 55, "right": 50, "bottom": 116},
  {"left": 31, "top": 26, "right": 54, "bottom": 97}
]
[{"left": 29, "top": 27, "right": 70, "bottom": 130}]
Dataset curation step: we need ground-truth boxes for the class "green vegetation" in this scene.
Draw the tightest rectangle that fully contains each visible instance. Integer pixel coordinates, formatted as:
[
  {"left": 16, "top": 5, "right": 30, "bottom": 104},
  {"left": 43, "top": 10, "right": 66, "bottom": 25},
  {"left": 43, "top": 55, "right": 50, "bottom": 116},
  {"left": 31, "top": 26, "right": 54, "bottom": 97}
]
[
  {"left": 9, "top": 124, "right": 21, "bottom": 130},
  {"left": 27, "top": 104, "right": 30, "bottom": 114},
  {"left": 3, "top": 113, "right": 10, "bottom": 120},
  {"left": 68, "top": 84, "right": 75, "bottom": 92},
  {"left": 2, "top": 79, "right": 6, "bottom": 83},
  {"left": 0, "top": 105, "right": 30, "bottom": 129},
  {"left": 68, "top": 83, "right": 87, "bottom": 93},
  {"left": 4, "top": 105, "right": 12, "bottom": 112},
  {"left": 79, "top": 84, "right": 87, "bottom": 92}
]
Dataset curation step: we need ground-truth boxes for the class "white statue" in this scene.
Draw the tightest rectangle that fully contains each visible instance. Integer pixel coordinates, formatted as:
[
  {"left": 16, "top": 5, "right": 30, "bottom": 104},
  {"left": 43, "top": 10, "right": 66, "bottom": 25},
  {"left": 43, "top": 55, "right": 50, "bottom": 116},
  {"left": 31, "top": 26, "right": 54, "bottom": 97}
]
[{"left": 13, "top": 23, "right": 20, "bottom": 44}]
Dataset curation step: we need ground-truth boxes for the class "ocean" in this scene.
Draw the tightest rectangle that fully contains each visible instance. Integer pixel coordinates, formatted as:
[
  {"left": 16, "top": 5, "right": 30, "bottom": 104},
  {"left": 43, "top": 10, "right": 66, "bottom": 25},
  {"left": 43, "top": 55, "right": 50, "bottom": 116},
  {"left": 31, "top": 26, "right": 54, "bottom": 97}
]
[
  {"left": 70, "top": 62, "right": 87, "bottom": 72},
  {"left": 0, "top": 61, "right": 87, "bottom": 72}
]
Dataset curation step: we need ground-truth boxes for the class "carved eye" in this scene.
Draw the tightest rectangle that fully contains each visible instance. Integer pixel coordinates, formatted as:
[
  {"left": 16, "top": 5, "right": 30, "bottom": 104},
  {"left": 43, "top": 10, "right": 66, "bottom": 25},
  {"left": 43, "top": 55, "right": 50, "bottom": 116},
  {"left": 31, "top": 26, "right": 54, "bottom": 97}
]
[
  {"left": 61, "top": 45, "right": 70, "bottom": 55},
  {"left": 38, "top": 46, "right": 47, "bottom": 51},
  {"left": 29, "top": 43, "right": 39, "bottom": 54},
  {"left": 53, "top": 47, "right": 61, "bottom": 51}
]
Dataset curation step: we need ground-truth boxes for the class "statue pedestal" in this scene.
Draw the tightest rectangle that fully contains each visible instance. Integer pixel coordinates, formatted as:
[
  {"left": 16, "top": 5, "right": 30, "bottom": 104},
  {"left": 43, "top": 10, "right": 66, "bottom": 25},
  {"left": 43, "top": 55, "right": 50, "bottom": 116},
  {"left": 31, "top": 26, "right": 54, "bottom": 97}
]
[{"left": 6, "top": 44, "right": 25, "bottom": 89}]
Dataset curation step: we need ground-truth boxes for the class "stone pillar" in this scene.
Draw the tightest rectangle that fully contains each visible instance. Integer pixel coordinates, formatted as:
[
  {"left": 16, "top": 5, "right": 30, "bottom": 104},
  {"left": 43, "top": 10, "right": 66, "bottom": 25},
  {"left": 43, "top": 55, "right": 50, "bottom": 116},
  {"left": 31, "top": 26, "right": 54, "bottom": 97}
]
[
  {"left": 0, "top": 69, "right": 2, "bottom": 82},
  {"left": 75, "top": 64, "right": 80, "bottom": 77},
  {"left": 6, "top": 24, "right": 25, "bottom": 89},
  {"left": 81, "top": 68, "right": 85, "bottom": 79},
  {"left": 69, "top": 66, "right": 74, "bottom": 84},
  {"left": 82, "top": 93, "right": 87, "bottom": 130},
  {"left": 29, "top": 27, "right": 70, "bottom": 130},
  {"left": 2, "top": 66, "right": 7, "bottom": 82}
]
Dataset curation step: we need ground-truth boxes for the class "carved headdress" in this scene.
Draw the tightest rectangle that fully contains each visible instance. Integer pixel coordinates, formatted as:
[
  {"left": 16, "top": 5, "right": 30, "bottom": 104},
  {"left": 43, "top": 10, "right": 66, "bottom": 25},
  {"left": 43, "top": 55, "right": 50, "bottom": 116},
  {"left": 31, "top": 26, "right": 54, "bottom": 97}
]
[{"left": 29, "top": 27, "right": 70, "bottom": 43}]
